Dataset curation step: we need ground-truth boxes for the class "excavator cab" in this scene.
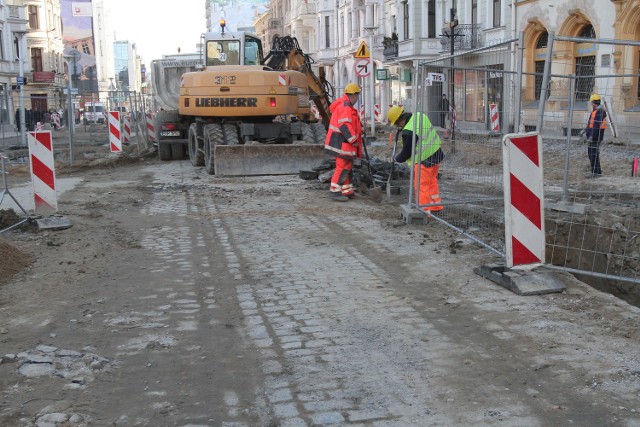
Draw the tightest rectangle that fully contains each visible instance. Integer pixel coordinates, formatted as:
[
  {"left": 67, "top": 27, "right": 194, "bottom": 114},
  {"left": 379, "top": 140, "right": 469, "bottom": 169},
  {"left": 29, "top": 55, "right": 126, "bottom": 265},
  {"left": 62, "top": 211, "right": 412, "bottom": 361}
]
[{"left": 203, "top": 33, "right": 264, "bottom": 66}]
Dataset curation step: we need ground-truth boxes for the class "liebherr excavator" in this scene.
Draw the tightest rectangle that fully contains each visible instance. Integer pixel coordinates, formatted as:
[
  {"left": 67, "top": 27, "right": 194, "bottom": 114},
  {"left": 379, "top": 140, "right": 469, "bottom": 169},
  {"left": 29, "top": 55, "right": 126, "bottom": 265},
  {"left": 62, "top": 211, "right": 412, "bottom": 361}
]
[{"left": 177, "top": 28, "right": 334, "bottom": 175}]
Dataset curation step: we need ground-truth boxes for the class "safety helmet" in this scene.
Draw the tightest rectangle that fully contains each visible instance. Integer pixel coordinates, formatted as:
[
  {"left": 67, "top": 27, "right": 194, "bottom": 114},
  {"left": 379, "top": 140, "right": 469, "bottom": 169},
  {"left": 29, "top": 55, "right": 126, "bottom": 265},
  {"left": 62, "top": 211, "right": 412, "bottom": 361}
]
[
  {"left": 387, "top": 106, "right": 405, "bottom": 125},
  {"left": 344, "top": 83, "right": 361, "bottom": 94},
  {"left": 589, "top": 93, "right": 601, "bottom": 102}
]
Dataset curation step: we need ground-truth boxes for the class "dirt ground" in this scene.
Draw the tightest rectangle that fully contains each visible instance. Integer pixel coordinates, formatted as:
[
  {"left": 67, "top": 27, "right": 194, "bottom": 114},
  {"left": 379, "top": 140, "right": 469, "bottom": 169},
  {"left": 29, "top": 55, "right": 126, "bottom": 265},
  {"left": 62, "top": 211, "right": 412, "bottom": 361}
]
[{"left": 1, "top": 146, "right": 640, "bottom": 426}]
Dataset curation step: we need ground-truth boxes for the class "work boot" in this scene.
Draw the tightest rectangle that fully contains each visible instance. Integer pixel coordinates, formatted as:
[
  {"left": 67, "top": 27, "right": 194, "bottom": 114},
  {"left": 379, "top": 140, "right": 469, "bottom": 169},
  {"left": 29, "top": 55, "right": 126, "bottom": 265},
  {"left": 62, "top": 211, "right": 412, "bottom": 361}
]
[{"left": 329, "top": 192, "right": 349, "bottom": 202}]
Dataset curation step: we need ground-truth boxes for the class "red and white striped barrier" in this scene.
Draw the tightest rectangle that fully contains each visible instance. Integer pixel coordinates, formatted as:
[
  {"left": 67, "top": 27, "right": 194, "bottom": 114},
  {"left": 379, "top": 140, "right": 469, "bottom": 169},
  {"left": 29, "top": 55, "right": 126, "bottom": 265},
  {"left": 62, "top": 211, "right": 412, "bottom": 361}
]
[
  {"left": 359, "top": 105, "right": 365, "bottom": 122},
  {"left": 503, "top": 132, "right": 545, "bottom": 267},
  {"left": 374, "top": 104, "right": 381, "bottom": 122},
  {"left": 490, "top": 103, "right": 499, "bottom": 132},
  {"left": 28, "top": 131, "right": 57, "bottom": 214},
  {"left": 146, "top": 113, "right": 156, "bottom": 142},
  {"left": 278, "top": 74, "right": 288, "bottom": 86},
  {"left": 123, "top": 115, "right": 131, "bottom": 144},
  {"left": 632, "top": 157, "right": 638, "bottom": 177},
  {"left": 108, "top": 111, "right": 122, "bottom": 153}
]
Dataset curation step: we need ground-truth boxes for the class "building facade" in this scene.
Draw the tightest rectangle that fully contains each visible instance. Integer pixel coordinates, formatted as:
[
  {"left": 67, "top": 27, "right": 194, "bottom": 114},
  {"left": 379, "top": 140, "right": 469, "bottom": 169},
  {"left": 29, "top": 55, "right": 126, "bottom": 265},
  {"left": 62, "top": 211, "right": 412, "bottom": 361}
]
[{"left": 251, "top": 0, "right": 640, "bottom": 137}]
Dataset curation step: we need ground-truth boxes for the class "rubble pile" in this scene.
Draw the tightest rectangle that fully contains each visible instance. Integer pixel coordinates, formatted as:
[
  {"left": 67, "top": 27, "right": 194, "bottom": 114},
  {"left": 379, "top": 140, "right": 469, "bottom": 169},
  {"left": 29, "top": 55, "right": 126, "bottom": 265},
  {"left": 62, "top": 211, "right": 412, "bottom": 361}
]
[{"left": 300, "top": 156, "right": 411, "bottom": 190}]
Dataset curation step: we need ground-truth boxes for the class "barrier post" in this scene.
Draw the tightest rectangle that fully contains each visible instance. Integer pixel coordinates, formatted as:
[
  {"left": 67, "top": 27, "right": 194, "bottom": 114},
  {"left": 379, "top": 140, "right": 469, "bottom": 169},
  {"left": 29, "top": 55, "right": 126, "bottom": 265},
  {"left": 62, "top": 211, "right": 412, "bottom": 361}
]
[
  {"left": 490, "top": 103, "right": 500, "bottom": 133},
  {"left": 27, "top": 131, "right": 57, "bottom": 214},
  {"left": 474, "top": 132, "right": 566, "bottom": 295},
  {"left": 108, "top": 111, "right": 122, "bottom": 153}
]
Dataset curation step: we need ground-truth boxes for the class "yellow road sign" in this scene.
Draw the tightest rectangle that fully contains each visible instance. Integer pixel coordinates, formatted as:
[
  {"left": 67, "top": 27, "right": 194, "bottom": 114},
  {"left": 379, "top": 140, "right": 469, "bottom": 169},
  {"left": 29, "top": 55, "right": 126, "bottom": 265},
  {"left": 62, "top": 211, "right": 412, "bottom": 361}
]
[{"left": 354, "top": 41, "right": 371, "bottom": 58}]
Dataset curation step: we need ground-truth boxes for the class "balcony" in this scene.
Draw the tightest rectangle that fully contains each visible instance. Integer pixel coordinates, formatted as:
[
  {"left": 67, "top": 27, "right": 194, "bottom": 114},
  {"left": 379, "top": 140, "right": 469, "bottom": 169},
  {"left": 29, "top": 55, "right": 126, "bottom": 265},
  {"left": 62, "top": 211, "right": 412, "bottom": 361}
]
[
  {"left": 268, "top": 18, "right": 282, "bottom": 30},
  {"left": 440, "top": 24, "right": 483, "bottom": 51},
  {"left": 383, "top": 36, "right": 398, "bottom": 60}
]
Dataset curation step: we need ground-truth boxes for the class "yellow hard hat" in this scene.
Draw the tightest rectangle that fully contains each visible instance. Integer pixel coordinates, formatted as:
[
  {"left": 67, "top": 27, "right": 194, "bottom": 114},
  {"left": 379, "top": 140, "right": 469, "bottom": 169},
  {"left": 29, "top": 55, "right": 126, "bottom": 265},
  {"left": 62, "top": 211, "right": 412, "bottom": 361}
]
[
  {"left": 387, "top": 106, "right": 404, "bottom": 125},
  {"left": 590, "top": 93, "right": 601, "bottom": 102},
  {"left": 344, "top": 83, "right": 361, "bottom": 94}
]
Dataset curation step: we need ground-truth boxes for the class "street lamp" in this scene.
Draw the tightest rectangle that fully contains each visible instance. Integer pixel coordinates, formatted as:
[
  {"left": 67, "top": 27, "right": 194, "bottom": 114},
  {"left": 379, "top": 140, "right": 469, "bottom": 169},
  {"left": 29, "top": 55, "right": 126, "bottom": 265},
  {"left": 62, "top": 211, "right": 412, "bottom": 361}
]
[
  {"left": 15, "top": 30, "right": 27, "bottom": 147},
  {"left": 64, "top": 50, "right": 81, "bottom": 165}
]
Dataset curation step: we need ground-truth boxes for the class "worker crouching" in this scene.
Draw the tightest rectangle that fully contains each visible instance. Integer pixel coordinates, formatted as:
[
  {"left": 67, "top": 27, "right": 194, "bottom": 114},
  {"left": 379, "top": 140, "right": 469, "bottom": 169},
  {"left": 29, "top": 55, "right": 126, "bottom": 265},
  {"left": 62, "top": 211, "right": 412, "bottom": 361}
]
[
  {"left": 324, "top": 83, "right": 363, "bottom": 202},
  {"left": 388, "top": 106, "right": 444, "bottom": 212}
]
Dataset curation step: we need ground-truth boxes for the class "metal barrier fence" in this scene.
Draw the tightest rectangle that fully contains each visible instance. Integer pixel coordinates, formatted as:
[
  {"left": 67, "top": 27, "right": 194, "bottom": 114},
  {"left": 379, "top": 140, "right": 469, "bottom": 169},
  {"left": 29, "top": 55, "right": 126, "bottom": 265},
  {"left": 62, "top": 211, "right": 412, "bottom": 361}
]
[
  {"left": 407, "top": 33, "right": 640, "bottom": 288},
  {"left": 0, "top": 90, "right": 155, "bottom": 164},
  {"left": 535, "top": 34, "right": 640, "bottom": 285},
  {"left": 410, "top": 37, "right": 522, "bottom": 258}
]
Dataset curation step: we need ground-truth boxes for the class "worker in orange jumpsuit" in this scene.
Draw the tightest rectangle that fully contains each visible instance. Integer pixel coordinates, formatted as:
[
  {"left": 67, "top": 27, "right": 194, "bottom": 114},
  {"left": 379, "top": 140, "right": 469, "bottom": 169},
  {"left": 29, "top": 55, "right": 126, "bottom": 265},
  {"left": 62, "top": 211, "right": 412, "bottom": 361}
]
[
  {"left": 387, "top": 105, "right": 444, "bottom": 211},
  {"left": 324, "top": 83, "right": 363, "bottom": 201}
]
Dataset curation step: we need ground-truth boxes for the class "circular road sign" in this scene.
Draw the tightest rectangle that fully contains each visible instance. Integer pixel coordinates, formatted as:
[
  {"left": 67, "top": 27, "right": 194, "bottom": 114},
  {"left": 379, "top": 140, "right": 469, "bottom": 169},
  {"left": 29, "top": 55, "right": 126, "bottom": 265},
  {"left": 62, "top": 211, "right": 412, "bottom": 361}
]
[{"left": 354, "top": 58, "right": 371, "bottom": 77}]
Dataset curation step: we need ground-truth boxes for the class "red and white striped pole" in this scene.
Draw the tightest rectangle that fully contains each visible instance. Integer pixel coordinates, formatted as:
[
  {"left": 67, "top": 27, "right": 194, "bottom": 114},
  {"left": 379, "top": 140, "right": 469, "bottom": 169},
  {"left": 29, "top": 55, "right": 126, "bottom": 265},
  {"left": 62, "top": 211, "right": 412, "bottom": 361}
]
[
  {"left": 490, "top": 103, "right": 500, "bottom": 132},
  {"left": 108, "top": 111, "right": 122, "bottom": 153},
  {"left": 503, "top": 132, "right": 545, "bottom": 267},
  {"left": 146, "top": 113, "right": 156, "bottom": 143},
  {"left": 374, "top": 104, "right": 380, "bottom": 122},
  {"left": 28, "top": 131, "right": 57, "bottom": 214},
  {"left": 123, "top": 114, "right": 131, "bottom": 145}
]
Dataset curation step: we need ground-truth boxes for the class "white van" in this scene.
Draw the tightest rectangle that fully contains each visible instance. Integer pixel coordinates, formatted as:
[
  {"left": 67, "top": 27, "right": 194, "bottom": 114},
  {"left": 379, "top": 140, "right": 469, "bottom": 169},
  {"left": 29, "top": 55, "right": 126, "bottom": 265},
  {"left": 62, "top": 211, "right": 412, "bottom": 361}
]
[{"left": 83, "top": 102, "right": 105, "bottom": 124}]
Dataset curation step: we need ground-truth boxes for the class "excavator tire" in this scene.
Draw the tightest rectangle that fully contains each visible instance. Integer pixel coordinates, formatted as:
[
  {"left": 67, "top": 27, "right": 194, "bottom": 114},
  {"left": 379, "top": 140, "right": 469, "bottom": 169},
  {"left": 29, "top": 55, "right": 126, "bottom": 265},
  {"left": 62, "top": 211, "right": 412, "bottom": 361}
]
[
  {"left": 311, "top": 123, "right": 327, "bottom": 145},
  {"left": 204, "top": 123, "right": 223, "bottom": 175},
  {"left": 295, "top": 123, "right": 315, "bottom": 145},
  {"left": 222, "top": 124, "right": 240, "bottom": 146},
  {"left": 188, "top": 123, "right": 205, "bottom": 166}
]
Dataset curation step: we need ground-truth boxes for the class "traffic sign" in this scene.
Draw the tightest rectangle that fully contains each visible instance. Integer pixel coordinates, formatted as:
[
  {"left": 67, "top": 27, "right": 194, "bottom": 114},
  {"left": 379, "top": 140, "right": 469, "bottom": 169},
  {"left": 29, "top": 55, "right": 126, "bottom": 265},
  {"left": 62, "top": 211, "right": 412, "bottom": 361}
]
[
  {"left": 354, "top": 58, "right": 371, "bottom": 77},
  {"left": 17, "top": 76, "right": 26, "bottom": 85},
  {"left": 354, "top": 41, "right": 371, "bottom": 58}
]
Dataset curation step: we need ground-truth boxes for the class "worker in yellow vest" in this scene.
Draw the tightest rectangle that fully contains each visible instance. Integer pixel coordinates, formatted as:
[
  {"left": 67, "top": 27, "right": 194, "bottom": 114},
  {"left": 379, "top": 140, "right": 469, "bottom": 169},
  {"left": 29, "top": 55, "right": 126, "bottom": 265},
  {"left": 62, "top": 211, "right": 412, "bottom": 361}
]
[{"left": 387, "top": 106, "right": 444, "bottom": 211}]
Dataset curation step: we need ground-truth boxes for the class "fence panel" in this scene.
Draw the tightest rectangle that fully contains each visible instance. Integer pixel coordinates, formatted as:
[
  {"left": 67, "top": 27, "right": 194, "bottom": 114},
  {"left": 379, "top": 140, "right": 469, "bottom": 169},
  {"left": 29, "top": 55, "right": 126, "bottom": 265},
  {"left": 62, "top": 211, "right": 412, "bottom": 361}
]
[
  {"left": 411, "top": 39, "right": 521, "bottom": 257},
  {"left": 533, "top": 34, "right": 640, "bottom": 286},
  {"left": 1, "top": 90, "right": 153, "bottom": 164}
]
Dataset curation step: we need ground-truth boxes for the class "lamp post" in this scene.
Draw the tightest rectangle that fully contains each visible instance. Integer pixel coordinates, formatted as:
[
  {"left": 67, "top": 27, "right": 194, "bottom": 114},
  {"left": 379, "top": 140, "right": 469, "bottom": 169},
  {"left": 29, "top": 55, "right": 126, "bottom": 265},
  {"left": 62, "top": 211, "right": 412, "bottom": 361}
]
[
  {"left": 64, "top": 53, "right": 79, "bottom": 165},
  {"left": 15, "top": 30, "right": 27, "bottom": 147}
]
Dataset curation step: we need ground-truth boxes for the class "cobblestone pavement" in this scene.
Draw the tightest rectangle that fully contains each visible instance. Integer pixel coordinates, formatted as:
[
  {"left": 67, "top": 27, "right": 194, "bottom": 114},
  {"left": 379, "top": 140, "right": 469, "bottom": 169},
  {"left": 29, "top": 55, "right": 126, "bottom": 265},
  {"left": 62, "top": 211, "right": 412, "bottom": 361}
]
[{"left": 1, "top": 160, "right": 639, "bottom": 426}]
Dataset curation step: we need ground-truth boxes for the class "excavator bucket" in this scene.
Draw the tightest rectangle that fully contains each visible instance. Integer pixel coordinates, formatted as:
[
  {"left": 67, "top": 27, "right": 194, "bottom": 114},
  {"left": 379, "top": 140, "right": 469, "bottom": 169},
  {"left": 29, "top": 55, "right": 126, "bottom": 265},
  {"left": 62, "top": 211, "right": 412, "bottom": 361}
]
[{"left": 213, "top": 144, "right": 327, "bottom": 176}]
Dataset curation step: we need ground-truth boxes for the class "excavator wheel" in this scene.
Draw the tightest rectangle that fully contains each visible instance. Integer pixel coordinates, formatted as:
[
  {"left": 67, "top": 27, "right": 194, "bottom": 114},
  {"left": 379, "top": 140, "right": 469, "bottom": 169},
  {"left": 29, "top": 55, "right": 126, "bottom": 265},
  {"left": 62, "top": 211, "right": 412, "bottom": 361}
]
[
  {"left": 188, "top": 123, "right": 205, "bottom": 166},
  {"left": 204, "top": 123, "right": 223, "bottom": 175},
  {"left": 295, "top": 123, "right": 315, "bottom": 145},
  {"left": 222, "top": 124, "right": 240, "bottom": 146},
  {"left": 311, "top": 123, "right": 327, "bottom": 145}
]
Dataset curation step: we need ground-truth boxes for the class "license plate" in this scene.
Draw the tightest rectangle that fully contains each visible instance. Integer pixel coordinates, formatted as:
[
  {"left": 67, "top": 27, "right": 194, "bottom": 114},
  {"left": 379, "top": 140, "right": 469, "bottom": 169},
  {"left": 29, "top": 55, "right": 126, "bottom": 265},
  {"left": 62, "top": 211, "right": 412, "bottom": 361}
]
[{"left": 161, "top": 131, "right": 180, "bottom": 137}]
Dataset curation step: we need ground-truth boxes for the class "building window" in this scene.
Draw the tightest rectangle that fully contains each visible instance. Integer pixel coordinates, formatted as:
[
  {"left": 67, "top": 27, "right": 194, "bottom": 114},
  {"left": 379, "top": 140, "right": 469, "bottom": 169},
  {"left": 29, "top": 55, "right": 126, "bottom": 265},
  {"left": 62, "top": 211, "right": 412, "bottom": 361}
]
[
  {"left": 0, "top": 31, "right": 3, "bottom": 60},
  {"left": 535, "top": 32, "right": 548, "bottom": 100},
  {"left": 471, "top": 0, "right": 478, "bottom": 46},
  {"left": 31, "top": 47, "right": 44, "bottom": 71},
  {"left": 325, "top": 16, "right": 330, "bottom": 48},
  {"left": 427, "top": 0, "right": 436, "bottom": 38},
  {"left": 31, "top": 47, "right": 43, "bottom": 72},
  {"left": 493, "top": 0, "right": 501, "bottom": 27},
  {"left": 403, "top": 1, "right": 409, "bottom": 40},
  {"left": 28, "top": 5, "right": 39, "bottom": 30},
  {"left": 575, "top": 25, "right": 596, "bottom": 101}
]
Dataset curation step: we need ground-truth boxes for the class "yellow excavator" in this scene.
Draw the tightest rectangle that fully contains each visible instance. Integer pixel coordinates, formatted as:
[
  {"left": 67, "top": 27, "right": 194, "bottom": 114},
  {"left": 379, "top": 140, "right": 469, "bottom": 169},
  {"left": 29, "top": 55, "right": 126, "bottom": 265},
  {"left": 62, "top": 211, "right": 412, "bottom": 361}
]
[{"left": 177, "top": 24, "right": 334, "bottom": 175}]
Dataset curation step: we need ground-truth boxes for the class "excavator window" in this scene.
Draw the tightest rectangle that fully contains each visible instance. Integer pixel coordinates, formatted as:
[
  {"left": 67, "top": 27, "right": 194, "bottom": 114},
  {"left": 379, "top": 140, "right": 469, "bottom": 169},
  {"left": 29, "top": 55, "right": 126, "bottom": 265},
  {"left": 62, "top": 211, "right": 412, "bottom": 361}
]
[
  {"left": 206, "top": 40, "right": 240, "bottom": 66},
  {"left": 244, "top": 36, "right": 263, "bottom": 66}
]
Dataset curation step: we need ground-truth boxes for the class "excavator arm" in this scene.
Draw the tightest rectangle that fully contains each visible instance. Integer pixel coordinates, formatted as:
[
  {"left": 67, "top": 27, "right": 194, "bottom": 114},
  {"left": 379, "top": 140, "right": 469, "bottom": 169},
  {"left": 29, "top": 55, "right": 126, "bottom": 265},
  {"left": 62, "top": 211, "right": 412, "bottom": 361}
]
[{"left": 263, "top": 36, "right": 333, "bottom": 129}]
